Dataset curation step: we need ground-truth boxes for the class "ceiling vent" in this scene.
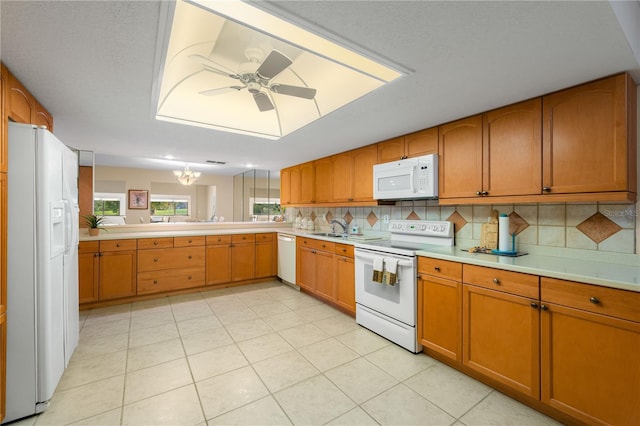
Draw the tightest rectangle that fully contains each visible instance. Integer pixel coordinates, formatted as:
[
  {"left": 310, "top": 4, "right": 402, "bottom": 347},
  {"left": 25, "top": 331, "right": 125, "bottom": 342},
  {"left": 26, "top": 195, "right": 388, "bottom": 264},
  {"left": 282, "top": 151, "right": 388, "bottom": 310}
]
[{"left": 206, "top": 160, "right": 227, "bottom": 165}]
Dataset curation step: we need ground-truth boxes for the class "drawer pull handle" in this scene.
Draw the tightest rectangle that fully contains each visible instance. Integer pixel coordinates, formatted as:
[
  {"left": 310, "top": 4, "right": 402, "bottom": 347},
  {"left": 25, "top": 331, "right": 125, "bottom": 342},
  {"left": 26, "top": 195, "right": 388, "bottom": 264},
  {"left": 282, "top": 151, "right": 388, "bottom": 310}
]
[
  {"left": 492, "top": 278, "right": 500, "bottom": 285},
  {"left": 475, "top": 191, "right": 482, "bottom": 196},
  {"left": 218, "top": 238, "right": 222, "bottom": 242},
  {"left": 530, "top": 302, "right": 538, "bottom": 309},
  {"left": 188, "top": 255, "right": 192, "bottom": 259},
  {"left": 188, "top": 239, "right": 192, "bottom": 243},
  {"left": 589, "top": 296, "right": 600, "bottom": 305},
  {"left": 154, "top": 257, "right": 159, "bottom": 262},
  {"left": 188, "top": 276, "right": 192, "bottom": 280},
  {"left": 153, "top": 280, "right": 157, "bottom": 284},
  {"left": 434, "top": 266, "right": 440, "bottom": 272},
  {"left": 542, "top": 187, "right": 552, "bottom": 192},
  {"left": 116, "top": 243, "right": 121, "bottom": 247},
  {"left": 480, "top": 191, "right": 488, "bottom": 196},
  {"left": 154, "top": 241, "right": 158, "bottom": 245},
  {"left": 540, "top": 304, "right": 548, "bottom": 311}
]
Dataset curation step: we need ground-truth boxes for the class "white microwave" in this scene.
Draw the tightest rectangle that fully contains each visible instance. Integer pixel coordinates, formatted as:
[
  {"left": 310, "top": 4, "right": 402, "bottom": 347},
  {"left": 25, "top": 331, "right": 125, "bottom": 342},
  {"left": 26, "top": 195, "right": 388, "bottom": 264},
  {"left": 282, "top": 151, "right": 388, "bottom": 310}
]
[{"left": 373, "top": 154, "right": 438, "bottom": 200}]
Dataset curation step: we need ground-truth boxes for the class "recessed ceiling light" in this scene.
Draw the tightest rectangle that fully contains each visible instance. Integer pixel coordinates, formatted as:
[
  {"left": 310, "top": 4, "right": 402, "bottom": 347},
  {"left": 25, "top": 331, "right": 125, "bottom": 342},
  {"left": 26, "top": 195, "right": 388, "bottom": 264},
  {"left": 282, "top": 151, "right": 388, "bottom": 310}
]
[
  {"left": 152, "top": 0, "right": 406, "bottom": 140},
  {"left": 164, "top": 154, "right": 176, "bottom": 160}
]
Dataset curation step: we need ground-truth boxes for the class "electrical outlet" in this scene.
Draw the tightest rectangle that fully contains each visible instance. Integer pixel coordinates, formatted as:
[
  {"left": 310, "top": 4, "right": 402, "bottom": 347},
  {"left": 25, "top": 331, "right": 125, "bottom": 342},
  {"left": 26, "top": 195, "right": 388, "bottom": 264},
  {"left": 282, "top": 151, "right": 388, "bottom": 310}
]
[{"left": 383, "top": 215, "right": 390, "bottom": 224}]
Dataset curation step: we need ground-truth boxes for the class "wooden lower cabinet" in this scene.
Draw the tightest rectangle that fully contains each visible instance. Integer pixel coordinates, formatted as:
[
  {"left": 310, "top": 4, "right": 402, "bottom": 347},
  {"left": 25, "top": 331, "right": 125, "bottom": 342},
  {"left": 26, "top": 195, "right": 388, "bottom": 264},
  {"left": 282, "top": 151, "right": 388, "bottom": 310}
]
[
  {"left": 540, "top": 277, "right": 640, "bottom": 425},
  {"left": 255, "top": 233, "right": 275, "bottom": 278},
  {"left": 138, "top": 268, "right": 205, "bottom": 295},
  {"left": 313, "top": 250, "right": 335, "bottom": 300},
  {"left": 334, "top": 243, "right": 355, "bottom": 314},
  {"left": 99, "top": 248, "right": 137, "bottom": 301},
  {"left": 206, "top": 235, "right": 231, "bottom": 285},
  {"left": 78, "top": 241, "right": 99, "bottom": 303},
  {"left": 462, "top": 284, "right": 540, "bottom": 398},
  {"left": 231, "top": 234, "right": 255, "bottom": 282},
  {"left": 296, "top": 237, "right": 336, "bottom": 302},
  {"left": 297, "top": 245, "right": 316, "bottom": 292}
]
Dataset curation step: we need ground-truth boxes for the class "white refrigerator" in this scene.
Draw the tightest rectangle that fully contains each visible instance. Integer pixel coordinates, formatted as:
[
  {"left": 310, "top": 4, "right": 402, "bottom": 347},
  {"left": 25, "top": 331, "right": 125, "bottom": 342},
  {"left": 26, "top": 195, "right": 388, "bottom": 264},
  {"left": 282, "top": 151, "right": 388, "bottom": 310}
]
[{"left": 4, "top": 122, "right": 80, "bottom": 423}]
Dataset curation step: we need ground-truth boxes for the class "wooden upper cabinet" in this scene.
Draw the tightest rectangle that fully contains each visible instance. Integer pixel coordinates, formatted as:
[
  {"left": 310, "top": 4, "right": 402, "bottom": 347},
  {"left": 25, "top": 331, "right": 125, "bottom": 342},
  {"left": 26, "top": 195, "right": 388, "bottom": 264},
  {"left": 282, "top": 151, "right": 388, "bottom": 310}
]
[
  {"left": 331, "top": 152, "right": 352, "bottom": 203},
  {"left": 298, "top": 162, "right": 315, "bottom": 203},
  {"left": 405, "top": 127, "right": 438, "bottom": 158},
  {"left": 34, "top": 99, "right": 53, "bottom": 132},
  {"left": 438, "top": 115, "right": 483, "bottom": 199},
  {"left": 351, "top": 145, "right": 377, "bottom": 201},
  {"left": 280, "top": 167, "right": 291, "bottom": 205},
  {"left": 6, "top": 71, "right": 35, "bottom": 125},
  {"left": 377, "top": 136, "right": 406, "bottom": 163},
  {"left": 377, "top": 129, "right": 438, "bottom": 163},
  {"left": 314, "top": 157, "right": 332, "bottom": 203},
  {"left": 289, "top": 166, "right": 301, "bottom": 204},
  {"left": 542, "top": 73, "right": 637, "bottom": 196},
  {"left": 483, "top": 99, "right": 542, "bottom": 197}
]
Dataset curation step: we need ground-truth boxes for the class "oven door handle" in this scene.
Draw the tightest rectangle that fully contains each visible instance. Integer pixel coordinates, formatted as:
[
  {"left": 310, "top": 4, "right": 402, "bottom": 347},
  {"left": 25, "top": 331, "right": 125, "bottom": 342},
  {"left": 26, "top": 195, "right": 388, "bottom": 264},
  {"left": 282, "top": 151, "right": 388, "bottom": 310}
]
[{"left": 355, "top": 251, "right": 415, "bottom": 268}]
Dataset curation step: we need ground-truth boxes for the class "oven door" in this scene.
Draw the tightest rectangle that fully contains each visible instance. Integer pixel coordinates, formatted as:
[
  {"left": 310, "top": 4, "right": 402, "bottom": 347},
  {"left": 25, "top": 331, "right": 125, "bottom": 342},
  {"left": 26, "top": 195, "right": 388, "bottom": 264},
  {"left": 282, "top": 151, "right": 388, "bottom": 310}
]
[{"left": 355, "top": 248, "right": 417, "bottom": 326}]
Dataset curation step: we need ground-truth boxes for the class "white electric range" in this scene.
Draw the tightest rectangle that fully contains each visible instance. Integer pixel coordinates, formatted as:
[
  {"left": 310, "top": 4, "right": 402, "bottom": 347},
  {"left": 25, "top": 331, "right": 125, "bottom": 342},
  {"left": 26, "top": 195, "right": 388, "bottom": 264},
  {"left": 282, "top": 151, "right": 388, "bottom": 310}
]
[{"left": 353, "top": 220, "right": 454, "bottom": 352}]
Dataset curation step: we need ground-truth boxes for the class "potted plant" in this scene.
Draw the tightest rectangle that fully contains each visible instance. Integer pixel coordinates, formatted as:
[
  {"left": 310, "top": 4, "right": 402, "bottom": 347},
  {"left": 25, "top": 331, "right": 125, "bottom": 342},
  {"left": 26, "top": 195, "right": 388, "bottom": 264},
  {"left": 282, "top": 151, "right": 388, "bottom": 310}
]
[{"left": 83, "top": 214, "right": 106, "bottom": 236}]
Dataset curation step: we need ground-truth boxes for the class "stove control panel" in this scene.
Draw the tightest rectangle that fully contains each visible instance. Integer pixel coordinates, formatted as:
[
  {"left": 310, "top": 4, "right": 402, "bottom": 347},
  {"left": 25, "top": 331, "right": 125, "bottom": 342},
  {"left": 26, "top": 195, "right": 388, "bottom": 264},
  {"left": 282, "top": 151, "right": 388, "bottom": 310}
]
[{"left": 389, "top": 220, "right": 453, "bottom": 237}]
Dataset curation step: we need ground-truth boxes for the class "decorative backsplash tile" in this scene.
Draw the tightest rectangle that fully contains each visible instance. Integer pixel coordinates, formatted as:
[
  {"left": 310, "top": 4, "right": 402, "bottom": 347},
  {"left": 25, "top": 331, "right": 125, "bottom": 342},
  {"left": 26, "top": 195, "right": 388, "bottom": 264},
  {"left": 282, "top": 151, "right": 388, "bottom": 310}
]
[{"left": 291, "top": 201, "right": 638, "bottom": 255}]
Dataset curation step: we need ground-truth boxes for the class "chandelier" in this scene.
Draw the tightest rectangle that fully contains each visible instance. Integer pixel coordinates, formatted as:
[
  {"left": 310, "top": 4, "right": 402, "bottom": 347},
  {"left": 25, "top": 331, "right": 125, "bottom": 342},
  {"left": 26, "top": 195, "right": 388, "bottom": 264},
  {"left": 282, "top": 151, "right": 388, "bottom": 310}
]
[{"left": 173, "top": 164, "right": 201, "bottom": 185}]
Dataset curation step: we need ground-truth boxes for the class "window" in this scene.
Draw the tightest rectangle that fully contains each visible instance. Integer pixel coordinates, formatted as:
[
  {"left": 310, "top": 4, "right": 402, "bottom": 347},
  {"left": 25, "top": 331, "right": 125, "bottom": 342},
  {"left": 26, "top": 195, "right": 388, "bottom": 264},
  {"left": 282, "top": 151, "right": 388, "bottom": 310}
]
[
  {"left": 250, "top": 198, "right": 281, "bottom": 221},
  {"left": 94, "top": 192, "right": 125, "bottom": 216},
  {"left": 150, "top": 194, "right": 191, "bottom": 216}
]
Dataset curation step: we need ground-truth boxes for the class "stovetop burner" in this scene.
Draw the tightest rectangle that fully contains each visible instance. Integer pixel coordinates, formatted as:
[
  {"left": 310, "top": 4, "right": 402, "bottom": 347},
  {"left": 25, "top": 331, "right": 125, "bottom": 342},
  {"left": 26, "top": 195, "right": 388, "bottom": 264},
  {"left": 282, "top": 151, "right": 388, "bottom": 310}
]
[{"left": 355, "top": 220, "right": 454, "bottom": 256}]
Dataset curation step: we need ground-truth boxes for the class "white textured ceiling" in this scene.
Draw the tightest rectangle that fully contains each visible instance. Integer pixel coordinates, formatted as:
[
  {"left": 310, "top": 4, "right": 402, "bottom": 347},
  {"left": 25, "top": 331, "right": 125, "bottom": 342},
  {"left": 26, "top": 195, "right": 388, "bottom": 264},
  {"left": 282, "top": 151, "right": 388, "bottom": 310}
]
[{"left": 1, "top": 1, "right": 639, "bottom": 176}]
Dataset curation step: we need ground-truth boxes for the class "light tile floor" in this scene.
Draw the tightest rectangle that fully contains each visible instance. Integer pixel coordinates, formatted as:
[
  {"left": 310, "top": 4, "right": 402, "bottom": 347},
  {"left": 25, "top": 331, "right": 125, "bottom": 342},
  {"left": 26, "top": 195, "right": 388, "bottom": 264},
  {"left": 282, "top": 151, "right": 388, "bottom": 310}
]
[{"left": 9, "top": 281, "right": 561, "bottom": 426}]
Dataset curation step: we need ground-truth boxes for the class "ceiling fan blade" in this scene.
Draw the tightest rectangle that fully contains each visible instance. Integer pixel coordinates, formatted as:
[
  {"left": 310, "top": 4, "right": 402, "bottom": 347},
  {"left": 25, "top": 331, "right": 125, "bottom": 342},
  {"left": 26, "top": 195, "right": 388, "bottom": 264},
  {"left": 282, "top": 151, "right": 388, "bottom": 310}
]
[
  {"left": 189, "top": 54, "right": 239, "bottom": 79},
  {"left": 253, "top": 92, "right": 274, "bottom": 112},
  {"left": 256, "top": 50, "right": 292, "bottom": 80},
  {"left": 199, "top": 86, "right": 244, "bottom": 96},
  {"left": 270, "top": 84, "right": 317, "bottom": 99}
]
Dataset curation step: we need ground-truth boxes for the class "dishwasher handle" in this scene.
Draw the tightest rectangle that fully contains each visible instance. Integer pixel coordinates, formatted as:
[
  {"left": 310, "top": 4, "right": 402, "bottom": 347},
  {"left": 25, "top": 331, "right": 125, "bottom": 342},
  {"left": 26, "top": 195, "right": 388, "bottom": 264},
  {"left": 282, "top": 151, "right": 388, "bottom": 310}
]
[{"left": 278, "top": 234, "right": 296, "bottom": 243}]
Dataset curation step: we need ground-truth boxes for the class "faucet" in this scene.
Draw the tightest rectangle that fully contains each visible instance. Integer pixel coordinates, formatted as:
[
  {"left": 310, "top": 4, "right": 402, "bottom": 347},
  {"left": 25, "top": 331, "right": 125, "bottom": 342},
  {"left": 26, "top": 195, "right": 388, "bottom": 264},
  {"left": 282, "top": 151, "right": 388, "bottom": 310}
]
[{"left": 330, "top": 219, "right": 348, "bottom": 235}]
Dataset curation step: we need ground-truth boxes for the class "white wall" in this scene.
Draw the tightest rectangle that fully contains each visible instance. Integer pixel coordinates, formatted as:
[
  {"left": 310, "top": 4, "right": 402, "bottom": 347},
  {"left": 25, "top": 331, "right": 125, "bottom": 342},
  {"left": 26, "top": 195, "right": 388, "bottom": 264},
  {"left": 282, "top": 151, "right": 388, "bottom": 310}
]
[{"left": 94, "top": 166, "right": 234, "bottom": 224}]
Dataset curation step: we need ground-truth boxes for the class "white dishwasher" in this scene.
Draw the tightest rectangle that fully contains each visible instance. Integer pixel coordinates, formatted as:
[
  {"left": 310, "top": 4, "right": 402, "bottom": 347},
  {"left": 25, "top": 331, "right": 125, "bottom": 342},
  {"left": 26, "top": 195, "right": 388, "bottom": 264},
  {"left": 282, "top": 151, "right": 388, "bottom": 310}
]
[{"left": 277, "top": 233, "right": 297, "bottom": 287}]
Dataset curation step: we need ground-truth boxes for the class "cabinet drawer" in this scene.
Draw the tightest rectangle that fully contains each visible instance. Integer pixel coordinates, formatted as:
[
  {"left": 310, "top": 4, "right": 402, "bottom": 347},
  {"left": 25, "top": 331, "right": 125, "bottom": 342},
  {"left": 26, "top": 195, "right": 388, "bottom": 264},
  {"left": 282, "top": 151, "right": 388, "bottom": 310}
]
[
  {"left": 137, "top": 237, "right": 173, "bottom": 249},
  {"left": 137, "top": 267, "right": 205, "bottom": 295},
  {"left": 335, "top": 243, "right": 354, "bottom": 258},
  {"left": 419, "top": 257, "right": 462, "bottom": 281},
  {"left": 541, "top": 277, "right": 640, "bottom": 322},
  {"left": 100, "top": 239, "right": 137, "bottom": 252},
  {"left": 174, "top": 236, "right": 205, "bottom": 247},
  {"left": 297, "top": 237, "right": 335, "bottom": 252},
  {"left": 79, "top": 241, "right": 99, "bottom": 253},
  {"left": 232, "top": 233, "right": 255, "bottom": 243},
  {"left": 463, "top": 264, "right": 538, "bottom": 299},
  {"left": 206, "top": 235, "right": 231, "bottom": 245},
  {"left": 138, "top": 247, "right": 205, "bottom": 272},
  {"left": 256, "top": 233, "right": 273, "bottom": 242}
]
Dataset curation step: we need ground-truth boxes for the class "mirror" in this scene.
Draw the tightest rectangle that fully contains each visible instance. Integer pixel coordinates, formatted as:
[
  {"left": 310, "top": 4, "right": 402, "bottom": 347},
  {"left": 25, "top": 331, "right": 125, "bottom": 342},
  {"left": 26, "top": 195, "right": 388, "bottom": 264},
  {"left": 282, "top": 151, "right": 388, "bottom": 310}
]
[{"left": 233, "top": 169, "right": 281, "bottom": 222}]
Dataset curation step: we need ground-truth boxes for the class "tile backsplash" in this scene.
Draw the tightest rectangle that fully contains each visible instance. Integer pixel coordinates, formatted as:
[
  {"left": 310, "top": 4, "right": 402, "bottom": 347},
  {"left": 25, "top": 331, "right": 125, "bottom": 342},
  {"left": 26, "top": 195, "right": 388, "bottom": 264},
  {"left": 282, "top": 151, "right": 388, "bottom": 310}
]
[{"left": 290, "top": 201, "right": 639, "bottom": 255}]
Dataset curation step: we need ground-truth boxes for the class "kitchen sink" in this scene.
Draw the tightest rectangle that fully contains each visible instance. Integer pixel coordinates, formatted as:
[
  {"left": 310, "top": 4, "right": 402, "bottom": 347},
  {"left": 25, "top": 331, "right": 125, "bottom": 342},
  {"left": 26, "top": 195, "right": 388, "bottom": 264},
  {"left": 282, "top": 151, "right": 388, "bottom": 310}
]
[{"left": 311, "top": 232, "right": 348, "bottom": 238}]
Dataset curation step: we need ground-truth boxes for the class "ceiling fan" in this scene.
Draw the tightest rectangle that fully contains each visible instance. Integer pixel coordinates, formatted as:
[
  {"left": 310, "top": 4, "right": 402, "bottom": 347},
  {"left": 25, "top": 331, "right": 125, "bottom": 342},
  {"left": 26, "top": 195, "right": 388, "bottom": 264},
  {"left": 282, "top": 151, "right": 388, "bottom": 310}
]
[{"left": 190, "top": 48, "right": 317, "bottom": 112}]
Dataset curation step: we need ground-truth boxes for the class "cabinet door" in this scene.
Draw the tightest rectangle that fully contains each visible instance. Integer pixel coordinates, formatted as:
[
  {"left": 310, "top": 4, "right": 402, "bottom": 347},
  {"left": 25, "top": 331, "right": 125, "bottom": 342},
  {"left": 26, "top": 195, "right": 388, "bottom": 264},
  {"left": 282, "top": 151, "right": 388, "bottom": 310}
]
[
  {"left": 314, "top": 250, "right": 335, "bottom": 300},
  {"left": 483, "top": 99, "right": 541, "bottom": 196},
  {"left": 206, "top": 244, "right": 231, "bottom": 285},
  {"left": 299, "top": 162, "right": 315, "bottom": 203},
  {"left": 231, "top": 242, "right": 255, "bottom": 282},
  {"left": 289, "top": 166, "right": 301, "bottom": 204},
  {"left": 296, "top": 246, "right": 315, "bottom": 291},
  {"left": 79, "top": 252, "right": 99, "bottom": 304},
  {"left": 99, "top": 250, "right": 137, "bottom": 300},
  {"left": 377, "top": 136, "right": 405, "bottom": 163},
  {"left": 462, "top": 284, "right": 540, "bottom": 397},
  {"left": 1, "top": 66, "right": 6, "bottom": 173},
  {"left": 280, "top": 168, "right": 291, "bottom": 205},
  {"left": 542, "top": 73, "right": 634, "bottom": 194},
  {"left": 34, "top": 99, "right": 53, "bottom": 132},
  {"left": 0, "top": 174, "right": 5, "bottom": 313},
  {"left": 314, "top": 158, "right": 332, "bottom": 203},
  {"left": 540, "top": 303, "right": 640, "bottom": 425},
  {"left": 6, "top": 72, "right": 35, "bottom": 125},
  {"left": 439, "top": 115, "right": 483, "bottom": 199},
  {"left": 418, "top": 275, "right": 461, "bottom": 362},
  {"left": 255, "top": 241, "right": 274, "bottom": 278},
  {"left": 351, "top": 145, "right": 377, "bottom": 201},
  {"left": 335, "top": 255, "right": 355, "bottom": 314},
  {"left": 405, "top": 127, "right": 438, "bottom": 158},
  {"left": 331, "top": 152, "right": 352, "bottom": 202}
]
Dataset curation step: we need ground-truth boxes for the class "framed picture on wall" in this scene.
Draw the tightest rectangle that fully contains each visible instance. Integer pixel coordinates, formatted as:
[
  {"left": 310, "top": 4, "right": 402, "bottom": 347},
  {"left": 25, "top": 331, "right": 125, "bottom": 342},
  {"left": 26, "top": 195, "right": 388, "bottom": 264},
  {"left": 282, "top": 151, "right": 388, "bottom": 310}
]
[{"left": 128, "top": 190, "right": 148, "bottom": 210}]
